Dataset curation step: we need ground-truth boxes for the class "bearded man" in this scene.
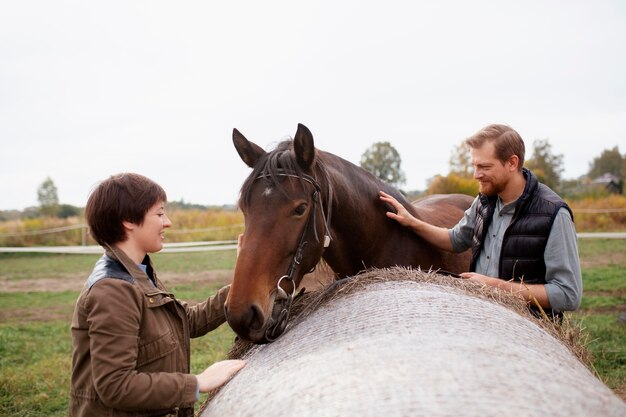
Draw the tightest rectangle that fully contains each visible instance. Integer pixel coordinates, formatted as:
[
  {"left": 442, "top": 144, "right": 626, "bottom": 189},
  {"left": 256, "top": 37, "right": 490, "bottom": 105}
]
[{"left": 379, "top": 124, "right": 582, "bottom": 318}]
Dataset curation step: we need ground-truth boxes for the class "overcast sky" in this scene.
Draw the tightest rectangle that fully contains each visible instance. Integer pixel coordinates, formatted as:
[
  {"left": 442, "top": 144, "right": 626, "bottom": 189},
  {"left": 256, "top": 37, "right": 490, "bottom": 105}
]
[{"left": 1, "top": 0, "right": 625, "bottom": 211}]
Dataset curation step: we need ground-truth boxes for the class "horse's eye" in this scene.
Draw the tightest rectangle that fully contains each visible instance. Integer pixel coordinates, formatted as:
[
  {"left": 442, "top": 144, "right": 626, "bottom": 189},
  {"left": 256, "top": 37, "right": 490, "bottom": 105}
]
[{"left": 294, "top": 203, "right": 307, "bottom": 216}]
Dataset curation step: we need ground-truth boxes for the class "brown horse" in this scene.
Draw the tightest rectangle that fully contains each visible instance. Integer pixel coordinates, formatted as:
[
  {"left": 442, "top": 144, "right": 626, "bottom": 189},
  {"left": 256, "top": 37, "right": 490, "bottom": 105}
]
[{"left": 225, "top": 123, "right": 473, "bottom": 343}]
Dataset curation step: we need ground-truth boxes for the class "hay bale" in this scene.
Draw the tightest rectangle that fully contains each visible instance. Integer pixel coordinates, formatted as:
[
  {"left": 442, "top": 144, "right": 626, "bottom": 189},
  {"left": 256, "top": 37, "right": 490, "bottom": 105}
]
[{"left": 201, "top": 268, "right": 626, "bottom": 417}]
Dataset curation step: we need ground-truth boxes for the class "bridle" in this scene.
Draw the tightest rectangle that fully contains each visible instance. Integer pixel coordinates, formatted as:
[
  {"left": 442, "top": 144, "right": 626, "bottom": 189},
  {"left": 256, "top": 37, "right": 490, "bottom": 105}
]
[{"left": 254, "top": 169, "right": 333, "bottom": 341}]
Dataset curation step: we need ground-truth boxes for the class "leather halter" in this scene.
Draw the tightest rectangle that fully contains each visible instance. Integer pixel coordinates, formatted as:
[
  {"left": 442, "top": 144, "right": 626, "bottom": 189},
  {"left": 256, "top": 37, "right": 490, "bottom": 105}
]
[{"left": 253, "top": 169, "right": 332, "bottom": 341}]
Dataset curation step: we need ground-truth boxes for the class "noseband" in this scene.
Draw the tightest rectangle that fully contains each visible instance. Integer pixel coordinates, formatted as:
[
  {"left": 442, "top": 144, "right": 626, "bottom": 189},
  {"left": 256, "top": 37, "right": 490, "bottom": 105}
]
[{"left": 254, "top": 169, "right": 332, "bottom": 341}]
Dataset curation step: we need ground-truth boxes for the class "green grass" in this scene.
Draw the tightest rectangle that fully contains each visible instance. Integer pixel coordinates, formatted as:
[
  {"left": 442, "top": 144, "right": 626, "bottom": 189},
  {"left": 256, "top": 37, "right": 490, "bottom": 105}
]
[
  {"left": 582, "top": 266, "right": 626, "bottom": 292},
  {"left": 0, "top": 250, "right": 237, "bottom": 281},
  {"left": 0, "top": 291, "right": 78, "bottom": 312},
  {"left": 0, "top": 322, "right": 72, "bottom": 417},
  {"left": 167, "top": 281, "right": 227, "bottom": 302},
  {"left": 0, "top": 253, "right": 100, "bottom": 281},
  {"left": 152, "top": 251, "right": 237, "bottom": 273},
  {"left": 569, "top": 314, "right": 626, "bottom": 391},
  {"left": 577, "top": 238, "right": 626, "bottom": 260},
  {"left": 0, "top": 291, "right": 78, "bottom": 325},
  {"left": 568, "top": 239, "right": 626, "bottom": 394},
  {"left": 0, "top": 241, "right": 624, "bottom": 416},
  {"left": 580, "top": 295, "right": 625, "bottom": 310}
]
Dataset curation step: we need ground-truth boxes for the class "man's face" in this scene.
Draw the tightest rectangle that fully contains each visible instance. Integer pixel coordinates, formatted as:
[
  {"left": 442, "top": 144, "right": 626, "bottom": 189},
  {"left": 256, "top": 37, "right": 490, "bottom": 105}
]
[{"left": 470, "top": 142, "right": 513, "bottom": 197}]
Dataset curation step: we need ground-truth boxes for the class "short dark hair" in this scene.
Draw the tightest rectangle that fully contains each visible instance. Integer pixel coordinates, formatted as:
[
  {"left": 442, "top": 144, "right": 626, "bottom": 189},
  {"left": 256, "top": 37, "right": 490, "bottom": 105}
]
[
  {"left": 85, "top": 173, "right": 167, "bottom": 246},
  {"left": 465, "top": 124, "right": 525, "bottom": 170}
]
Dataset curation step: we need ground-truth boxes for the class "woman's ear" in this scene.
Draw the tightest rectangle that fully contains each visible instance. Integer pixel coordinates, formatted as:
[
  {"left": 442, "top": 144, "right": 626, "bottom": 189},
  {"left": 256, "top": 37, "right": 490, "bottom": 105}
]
[{"left": 122, "top": 220, "right": 136, "bottom": 232}]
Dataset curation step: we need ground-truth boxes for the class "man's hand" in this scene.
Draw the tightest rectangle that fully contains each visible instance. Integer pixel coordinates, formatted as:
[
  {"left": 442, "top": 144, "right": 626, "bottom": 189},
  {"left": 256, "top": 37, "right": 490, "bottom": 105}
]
[
  {"left": 459, "top": 272, "right": 498, "bottom": 285},
  {"left": 379, "top": 190, "right": 454, "bottom": 251},
  {"left": 379, "top": 191, "right": 417, "bottom": 228}
]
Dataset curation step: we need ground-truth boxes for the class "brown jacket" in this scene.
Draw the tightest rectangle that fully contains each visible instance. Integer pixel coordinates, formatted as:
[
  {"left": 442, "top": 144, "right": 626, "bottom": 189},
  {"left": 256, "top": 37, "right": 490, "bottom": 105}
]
[{"left": 70, "top": 245, "right": 229, "bottom": 417}]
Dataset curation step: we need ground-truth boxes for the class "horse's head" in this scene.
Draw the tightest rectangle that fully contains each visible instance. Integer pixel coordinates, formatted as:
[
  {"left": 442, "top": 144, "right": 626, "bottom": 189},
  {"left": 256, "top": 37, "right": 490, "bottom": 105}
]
[{"left": 225, "top": 123, "right": 332, "bottom": 343}]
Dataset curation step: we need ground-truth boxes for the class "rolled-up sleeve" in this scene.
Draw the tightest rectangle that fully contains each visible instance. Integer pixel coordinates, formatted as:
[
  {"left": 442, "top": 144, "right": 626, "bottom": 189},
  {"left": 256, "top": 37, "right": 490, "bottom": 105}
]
[
  {"left": 449, "top": 196, "right": 479, "bottom": 253},
  {"left": 544, "top": 208, "right": 583, "bottom": 312}
]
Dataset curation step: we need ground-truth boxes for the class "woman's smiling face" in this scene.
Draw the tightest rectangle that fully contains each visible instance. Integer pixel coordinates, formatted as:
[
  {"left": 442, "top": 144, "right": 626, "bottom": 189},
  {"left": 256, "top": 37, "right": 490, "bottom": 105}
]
[{"left": 131, "top": 201, "right": 172, "bottom": 254}]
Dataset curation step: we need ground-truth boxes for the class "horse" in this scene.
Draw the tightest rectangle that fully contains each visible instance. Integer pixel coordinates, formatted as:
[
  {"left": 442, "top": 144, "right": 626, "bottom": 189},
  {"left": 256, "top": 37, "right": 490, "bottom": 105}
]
[{"left": 225, "top": 123, "right": 473, "bottom": 343}]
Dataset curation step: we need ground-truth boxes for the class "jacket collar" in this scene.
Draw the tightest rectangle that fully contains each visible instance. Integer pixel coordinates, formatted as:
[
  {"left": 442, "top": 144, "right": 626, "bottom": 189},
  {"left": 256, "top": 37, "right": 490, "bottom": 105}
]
[
  {"left": 103, "top": 244, "right": 166, "bottom": 294},
  {"left": 515, "top": 168, "right": 538, "bottom": 210}
]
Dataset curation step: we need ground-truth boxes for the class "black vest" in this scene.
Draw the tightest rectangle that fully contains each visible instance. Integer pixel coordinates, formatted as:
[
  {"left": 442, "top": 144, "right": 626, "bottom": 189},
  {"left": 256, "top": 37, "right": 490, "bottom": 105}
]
[{"left": 470, "top": 169, "right": 573, "bottom": 312}]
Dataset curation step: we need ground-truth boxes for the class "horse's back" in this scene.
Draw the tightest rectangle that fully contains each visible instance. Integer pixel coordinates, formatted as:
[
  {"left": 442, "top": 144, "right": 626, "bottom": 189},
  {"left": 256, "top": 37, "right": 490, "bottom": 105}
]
[{"left": 412, "top": 193, "right": 473, "bottom": 228}]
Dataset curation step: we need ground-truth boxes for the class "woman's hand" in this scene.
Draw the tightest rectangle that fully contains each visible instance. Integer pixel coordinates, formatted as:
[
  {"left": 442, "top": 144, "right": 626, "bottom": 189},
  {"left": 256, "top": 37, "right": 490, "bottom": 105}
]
[{"left": 196, "top": 359, "right": 246, "bottom": 392}]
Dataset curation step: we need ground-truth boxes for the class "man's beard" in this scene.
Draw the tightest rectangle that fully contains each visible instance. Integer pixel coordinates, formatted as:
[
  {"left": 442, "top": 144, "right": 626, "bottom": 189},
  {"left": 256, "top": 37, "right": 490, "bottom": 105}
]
[{"left": 478, "top": 178, "right": 505, "bottom": 196}]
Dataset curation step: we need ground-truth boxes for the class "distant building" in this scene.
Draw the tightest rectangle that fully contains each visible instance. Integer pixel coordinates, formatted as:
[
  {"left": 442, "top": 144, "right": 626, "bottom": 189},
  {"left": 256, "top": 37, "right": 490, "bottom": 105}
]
[{"left": 592, "top": 173, "right": 623, "bottom": 194}]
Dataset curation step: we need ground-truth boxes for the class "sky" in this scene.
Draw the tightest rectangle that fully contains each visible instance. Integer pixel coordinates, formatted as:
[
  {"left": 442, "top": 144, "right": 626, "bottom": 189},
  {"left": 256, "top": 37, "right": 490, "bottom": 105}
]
[{"left": 1, "top": 0, "right": 625, "bottom": 211}]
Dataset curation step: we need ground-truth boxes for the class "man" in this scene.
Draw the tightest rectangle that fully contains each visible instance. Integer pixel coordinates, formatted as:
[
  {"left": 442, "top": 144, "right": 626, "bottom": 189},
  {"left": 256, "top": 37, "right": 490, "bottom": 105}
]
[{"left": 379, "top": 124, "right": 582, "bottom": 318}]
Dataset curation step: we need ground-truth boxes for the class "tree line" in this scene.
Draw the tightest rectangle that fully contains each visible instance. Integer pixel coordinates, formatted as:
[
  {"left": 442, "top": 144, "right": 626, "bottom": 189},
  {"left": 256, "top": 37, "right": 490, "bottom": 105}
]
[{"left": 360, "top": 140, "right": 625, "bottom": 199}]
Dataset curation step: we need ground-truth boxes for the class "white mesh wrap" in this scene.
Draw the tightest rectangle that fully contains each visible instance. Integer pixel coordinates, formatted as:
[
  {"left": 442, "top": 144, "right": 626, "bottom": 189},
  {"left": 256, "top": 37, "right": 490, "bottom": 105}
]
[{"left": 202, "top": 280, "right": 626, "bottom": 416}]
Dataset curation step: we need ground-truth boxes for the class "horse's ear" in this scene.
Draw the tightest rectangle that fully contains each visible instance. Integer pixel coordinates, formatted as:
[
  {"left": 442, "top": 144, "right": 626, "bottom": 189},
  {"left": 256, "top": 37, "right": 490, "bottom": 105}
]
[
  {"left": 233, "top": 128, "right": 266, "bottom": 168},
  {"left": 293, "top": 123, "right": 315, "bottom": 170}
]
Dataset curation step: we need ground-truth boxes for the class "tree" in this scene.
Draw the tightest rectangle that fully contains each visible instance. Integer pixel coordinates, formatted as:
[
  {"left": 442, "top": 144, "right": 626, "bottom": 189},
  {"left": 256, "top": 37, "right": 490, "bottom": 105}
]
[
  {"left": 360, "top": 141, "right": 406, "bottom": 187},
  {"left": 427, "top": 173, "right": 478, "bottom": 196},
  {"left": 448, "top": 141, "right": 473, "bottom": 178},
  {"left": 58, "top": 204, "right": 80, "bottom": 219},
  {"left": 525, "top": 139, "right": 564, "bottom": 191},
  {"left": 587, "top": 146, "right": 623, "bottom": 180},
  {"left": 37, "top": 177, "right": 59, "bottom": 216}
]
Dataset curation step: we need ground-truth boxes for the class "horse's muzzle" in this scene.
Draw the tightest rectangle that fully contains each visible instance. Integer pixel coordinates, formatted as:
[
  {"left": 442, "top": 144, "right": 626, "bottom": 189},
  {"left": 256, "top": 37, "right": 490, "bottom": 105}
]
[{"left": 225, "top": 290, "right": 292, "bottom": 344}]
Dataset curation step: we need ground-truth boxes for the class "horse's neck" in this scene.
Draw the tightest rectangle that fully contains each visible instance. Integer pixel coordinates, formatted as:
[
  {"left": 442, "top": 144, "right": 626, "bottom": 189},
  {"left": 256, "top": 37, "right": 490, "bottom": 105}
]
[{"left": 319, "top": 154, "right": 424, "bottom": 276}]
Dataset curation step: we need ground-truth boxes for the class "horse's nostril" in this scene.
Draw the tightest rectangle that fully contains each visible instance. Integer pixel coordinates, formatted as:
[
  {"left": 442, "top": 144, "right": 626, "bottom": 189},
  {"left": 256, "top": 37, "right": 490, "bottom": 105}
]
[{"left": 248, "top": 303, "right": 264, "bottom": 331}]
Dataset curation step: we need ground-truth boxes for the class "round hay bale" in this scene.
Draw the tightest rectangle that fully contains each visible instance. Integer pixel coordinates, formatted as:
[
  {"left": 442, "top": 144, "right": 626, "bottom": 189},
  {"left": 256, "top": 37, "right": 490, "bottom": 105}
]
[{"left": 201, "top": 268, "right": 626, "bottom": 417}]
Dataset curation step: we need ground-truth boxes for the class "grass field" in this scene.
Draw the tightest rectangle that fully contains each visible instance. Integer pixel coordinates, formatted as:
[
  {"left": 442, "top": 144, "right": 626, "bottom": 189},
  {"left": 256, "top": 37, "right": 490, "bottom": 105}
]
[{"left": 1, "top": 240, "right": 625, "bottom": 416}]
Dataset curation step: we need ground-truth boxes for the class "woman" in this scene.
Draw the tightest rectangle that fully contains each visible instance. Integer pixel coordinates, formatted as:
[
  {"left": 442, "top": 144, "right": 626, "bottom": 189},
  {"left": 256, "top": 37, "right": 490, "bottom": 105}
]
[{"left": 70, "top": 173, "right": 245, "bottom": 417}]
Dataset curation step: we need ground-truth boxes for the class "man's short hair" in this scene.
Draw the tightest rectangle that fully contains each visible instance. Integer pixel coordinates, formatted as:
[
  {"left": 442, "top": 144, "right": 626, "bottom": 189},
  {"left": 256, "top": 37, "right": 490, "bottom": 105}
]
[
  {"left": 85, "top": 173, "right": 167, "bottom": 246},
  {"left": 465, "top": 124, "right": 525, "bottom": 170}
]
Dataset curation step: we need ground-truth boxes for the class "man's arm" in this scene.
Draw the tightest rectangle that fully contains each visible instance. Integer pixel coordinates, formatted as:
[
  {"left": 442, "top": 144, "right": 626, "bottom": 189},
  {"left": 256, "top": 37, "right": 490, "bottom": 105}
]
[
  {"left": 379, "top": 191, "right": 454, "bottom": 251},
  {"left": 542, "top": 208, "right": 583, "bottom": 311},
  {"left": 459, "top": 272, "right": 551, "bottom": 308}
]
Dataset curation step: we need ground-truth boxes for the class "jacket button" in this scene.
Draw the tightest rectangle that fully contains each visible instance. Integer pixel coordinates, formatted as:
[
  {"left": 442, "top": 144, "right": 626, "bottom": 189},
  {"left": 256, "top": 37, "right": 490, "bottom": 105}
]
[{"left": 149, "top": 298, "right": 154, "bottom": 303}]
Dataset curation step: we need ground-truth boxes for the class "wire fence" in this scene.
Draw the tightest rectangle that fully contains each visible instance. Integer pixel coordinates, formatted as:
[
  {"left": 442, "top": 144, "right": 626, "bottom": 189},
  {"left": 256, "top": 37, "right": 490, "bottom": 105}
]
[
  {"left": 0, "top": 240, "right": 238, "bottom": 254},
  {"left": 0, "top": 224, "right": 245, "bottom": 238},
  {"left": 0, "top": 224, "right": 85, "bottom": 237},
  {"left": 0, "top": 234, "right": 624, "bottom": 254},
  {"left": 0, "top": 223, "right": 244, "bottom": 248}
]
